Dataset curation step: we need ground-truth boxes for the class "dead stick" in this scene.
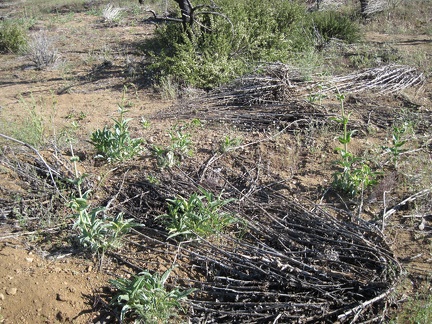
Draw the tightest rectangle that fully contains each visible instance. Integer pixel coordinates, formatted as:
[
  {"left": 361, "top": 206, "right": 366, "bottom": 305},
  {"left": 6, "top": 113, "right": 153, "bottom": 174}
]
[{"left": 0, "top": 133, "right": 63, "bottom": 198}]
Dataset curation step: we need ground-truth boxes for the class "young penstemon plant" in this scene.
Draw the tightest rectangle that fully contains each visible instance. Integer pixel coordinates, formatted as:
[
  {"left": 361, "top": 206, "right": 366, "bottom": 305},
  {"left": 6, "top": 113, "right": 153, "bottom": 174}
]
[
  {"left": 90, "top": 89, "right": 143, "bottom": 163},
  {"left": 331, "top": 93, "right": 378, "bottom": 197},
  {"left": 67, "top": 147, "right": 137, "bottom": 268},
  {"left": 382, "top": 123, "right": 409, "bottom": 168},
  {"left": 110, "top": 267, "right": 195, "bottom": 323}
]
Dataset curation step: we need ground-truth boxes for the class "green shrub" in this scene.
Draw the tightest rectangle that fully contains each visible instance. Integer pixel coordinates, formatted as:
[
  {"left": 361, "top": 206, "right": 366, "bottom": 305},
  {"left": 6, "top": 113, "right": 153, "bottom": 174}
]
[
  {"left": 0, "top": 20, "right": 27, "bottom": 53},
  {"left": 147, "top": 0, "right": 312, "bottom": 89},
  {"left": 310, "top": 10, "right": 361, "bottom": 44},
  {"left": 90, "top": 106, "right": 143, "bottom": 163},
  {"left": 158, "top": 188, "right": 237, "bottom": 241},
  {"left": 110, "top": 268, "right": 194, "bottom": 323}
]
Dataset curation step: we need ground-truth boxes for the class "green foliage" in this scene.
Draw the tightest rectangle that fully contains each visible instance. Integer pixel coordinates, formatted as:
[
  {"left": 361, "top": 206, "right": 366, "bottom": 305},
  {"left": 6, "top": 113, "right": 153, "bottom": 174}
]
[
  {"left": 90, "top": 104, "right": 143, "bottom": 163},
  {"left": 331, "top": 93, "right": 379, "bottom": 197},
  {"left": 147, "top": 0, "right": 312, "bottom": 89},
  {"left": 382, "top": 122, "right": 410, "bottom": 167},
  {"left": 0, "top": 20, "right": 27, "bottom": 53},
  {"left": 151, "top": 122, "right": 196, "bottom": 169},
  {"left": 110, "top": 267, "right": 194, "bottom": 323},
  {"left": 393, "top": 293, "right": 432, "bottom": 324},
  {"left": 68, "top": 155, "right": 136, "bottom": 257},
  {"left": 158, "top": 188, "right": 237, "bottom": 241},
  {"left": 219, "top": 135, "right": 242, "bottom": 153},
  {"left": 310, "top": 10, "right": 361, "bottom": 44}
]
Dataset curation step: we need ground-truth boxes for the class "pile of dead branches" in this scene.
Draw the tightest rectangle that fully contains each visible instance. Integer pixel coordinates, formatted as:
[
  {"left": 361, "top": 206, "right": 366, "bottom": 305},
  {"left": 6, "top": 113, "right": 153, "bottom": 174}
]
[
  {"left": 316, "top": 64, "right": 425, "bottom": 95},
  {"left": 197, "top": 63, "right": 424, "bottom": 107},
  {"left": 161, "top": 63, "right": 424, "bottom": 131},
  {"left": 113, "top": 153, "right": 401, "bottom": 323}
]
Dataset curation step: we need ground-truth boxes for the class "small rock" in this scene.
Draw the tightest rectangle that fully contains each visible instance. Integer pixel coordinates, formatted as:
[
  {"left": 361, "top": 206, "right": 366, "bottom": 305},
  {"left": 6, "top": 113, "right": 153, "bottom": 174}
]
[
  {"left": 87, "top": 265, "right": 93, "bottom": 272},
  {"left": 0, "top": 293, "right": 5, "bottom": 300},
  {"left": 6, "top": 287, "right": 17, "bottom": 295},
  {"left": 25, "top": 257, "right": 34, "bottom": 263}
]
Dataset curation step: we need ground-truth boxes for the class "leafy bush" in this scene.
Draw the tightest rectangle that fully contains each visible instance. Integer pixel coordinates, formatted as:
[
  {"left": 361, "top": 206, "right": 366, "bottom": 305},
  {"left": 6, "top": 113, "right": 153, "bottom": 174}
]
[
  {"left": 0, "top": 20, "right": 27, "bottom": 53},
  {"left": 310, "top": 10, "right": 361, "bottom": 44},
  {"left": 147, "top": 0, "right": 311, "bottom": 89},
  {"left": 68, "top": 155, "right": 136, "bottom": 258},
  {"left": 158, "top": 188, "right": 237, "bottom": 240},
  {"left": 110, "top": 268, "right": 194, "bottom": 323},
  {"left": 90, "top": 106, "right": 143, "bottom": 163},
  {"left": 146, "top": 1, "right": 362, "bottom": 89}
]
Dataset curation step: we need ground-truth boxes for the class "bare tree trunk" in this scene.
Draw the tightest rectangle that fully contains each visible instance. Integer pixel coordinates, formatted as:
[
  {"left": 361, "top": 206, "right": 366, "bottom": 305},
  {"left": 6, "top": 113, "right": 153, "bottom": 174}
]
[
  {"left": 360, "top": 0, "right": 369, "bottom": 18},
  {"left": 173, "top": 0, "right": 194, "bottom": 31}
]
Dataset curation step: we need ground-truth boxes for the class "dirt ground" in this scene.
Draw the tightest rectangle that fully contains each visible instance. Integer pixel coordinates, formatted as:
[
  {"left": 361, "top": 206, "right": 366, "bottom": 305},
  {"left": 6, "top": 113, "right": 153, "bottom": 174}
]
[{"left": 0, "top": 2, "right": 432, "bottom": 323}]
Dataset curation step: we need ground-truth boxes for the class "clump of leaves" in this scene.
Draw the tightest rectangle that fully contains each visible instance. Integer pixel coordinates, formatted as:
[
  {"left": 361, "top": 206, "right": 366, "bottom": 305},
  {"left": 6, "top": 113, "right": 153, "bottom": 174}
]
[
  {"left": 110, "top": 267, "right": 195, "bottom": 323},
  {"left": 0, "top": 19, "right": 27, "bottom": 53},
  {"left": 158, "top": 188, "right": 237, "bottom": 241},
  {"left": 151, "top": 121, "right": 197, "bottom": 169},
  {"left": 331, "top": 93, "right": 379, "bottom": 197},
  {"left": 90, "top": 104, "right": 143, "bottom": 163},
  {"left": 68, "top": 154, "right": 136, "bottom": 263}
]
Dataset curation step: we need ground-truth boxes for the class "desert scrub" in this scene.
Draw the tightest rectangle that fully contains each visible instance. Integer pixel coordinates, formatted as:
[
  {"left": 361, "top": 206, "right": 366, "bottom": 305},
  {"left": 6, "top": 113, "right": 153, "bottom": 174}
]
[
  {"left": 158, "top": 188, "right": 237, "bottom": 241},
  {"left": 146, "top": 0, "right": 363, "bottom": 89},
  {"left": 147, "top": 0, "right": 311, "bottom": 89},
  {"left": 110, "top": 267, "right": 195, "bottom": 323},
  {"left": 90, "top": 106, "right": 143, "bottom": 163},
  {"left": 26, "top": 31, "right": 60, "bottom": 69},
  {"left": 0, "top": 19, "right": 27, "bottom": 53}
]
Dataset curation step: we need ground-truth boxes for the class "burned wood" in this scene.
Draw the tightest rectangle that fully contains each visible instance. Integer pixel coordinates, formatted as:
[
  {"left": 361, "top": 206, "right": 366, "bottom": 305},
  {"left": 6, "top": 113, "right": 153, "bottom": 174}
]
[{"left": 113, "top": 154, "right": 401, "bottom": 323}]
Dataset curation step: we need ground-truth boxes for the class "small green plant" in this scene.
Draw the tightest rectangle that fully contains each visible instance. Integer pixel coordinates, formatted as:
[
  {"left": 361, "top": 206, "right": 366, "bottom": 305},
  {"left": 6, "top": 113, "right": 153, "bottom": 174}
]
[
  {"left": 307, "top": 85, "right": 327, "bottom": 105},
  {"left": 90, "top": 103, "right": 143, "bottom": 163},
  {"left": 140, "top": 117, "right": 150, "bottom": 129},
  {"left": 110, "top": 267, "right": 195, "bottom": 323},
  {"left": 219, "top": 135, "right": 243, "bottom": 153},
  {"left": 68, "top": 154, "right": 136, "bottom": 263},
  {"left": 158, "top": 188, "right": 237, "bottom": 240},
  {"left": 382, "top": 122, "right": 409, "bottom": 167},
  {"left": 0, "top": 19, "right": 27, "bottom": 53},
  {"left": 331, "top": 93, "right": 379, "bottom": 196},
  {"left": 151, "top": 123, "right": 194, "bottom": 169}
]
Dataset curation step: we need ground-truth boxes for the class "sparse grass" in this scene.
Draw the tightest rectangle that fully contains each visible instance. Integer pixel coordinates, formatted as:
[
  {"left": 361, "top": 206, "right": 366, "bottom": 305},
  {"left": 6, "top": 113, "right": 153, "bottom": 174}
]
[
  {"left": 3, "top": 95, "right": 52, "bottom": 148},
  {"left": 393, "top": 293, "right": 432, "bottom": 323},
  {"left": 364, "top": 0, "right": 432, "bottom": 35},
  {"left": 101, "top": 3, "right": 124, "bottom": 25}
]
